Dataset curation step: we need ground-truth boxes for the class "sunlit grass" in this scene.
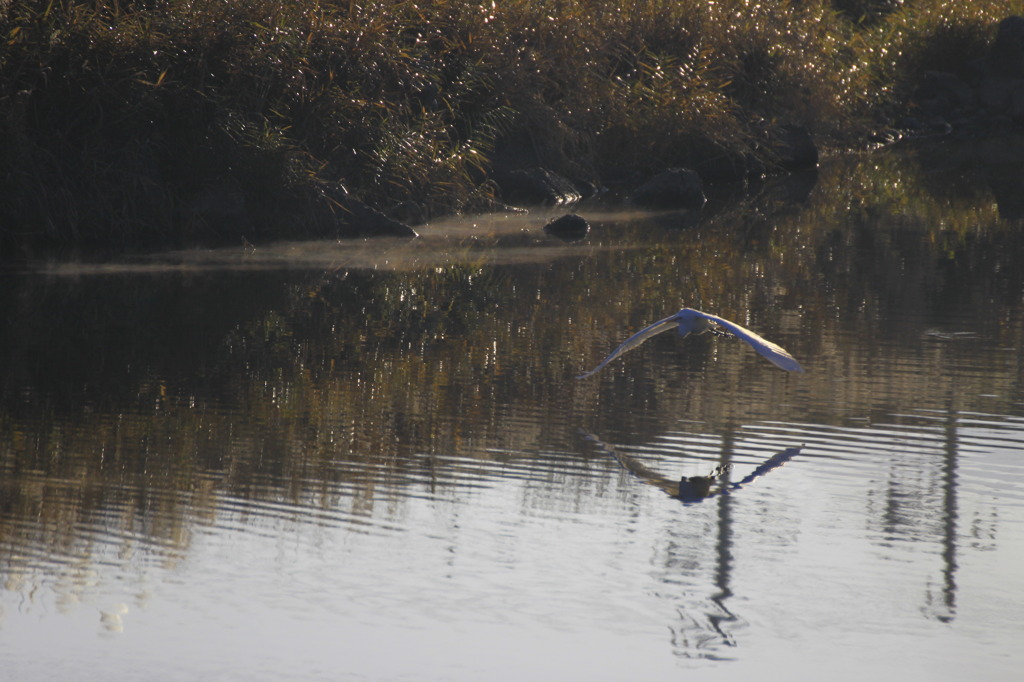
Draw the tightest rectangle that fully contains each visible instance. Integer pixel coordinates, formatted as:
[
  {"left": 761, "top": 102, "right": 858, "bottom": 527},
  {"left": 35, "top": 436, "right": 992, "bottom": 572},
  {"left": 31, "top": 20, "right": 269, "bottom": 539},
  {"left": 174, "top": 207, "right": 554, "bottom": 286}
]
[{"left": 1, "top": 0, "right": 1022, "bottom": 247}]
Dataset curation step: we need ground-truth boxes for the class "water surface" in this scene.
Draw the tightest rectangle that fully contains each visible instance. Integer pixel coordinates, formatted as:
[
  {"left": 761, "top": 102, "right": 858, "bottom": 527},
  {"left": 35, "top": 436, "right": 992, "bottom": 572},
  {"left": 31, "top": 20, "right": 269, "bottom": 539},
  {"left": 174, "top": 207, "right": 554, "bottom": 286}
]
[{"left": 2, "top": 141, "right": 1023, "bottom": 681}]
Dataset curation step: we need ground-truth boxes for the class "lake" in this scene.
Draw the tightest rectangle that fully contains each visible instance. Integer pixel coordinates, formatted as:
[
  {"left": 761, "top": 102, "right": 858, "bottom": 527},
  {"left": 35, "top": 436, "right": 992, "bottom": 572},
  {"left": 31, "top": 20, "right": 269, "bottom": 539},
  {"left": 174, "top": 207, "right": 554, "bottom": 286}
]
[{"left": 1, "top": 139, "right": 1023, "bottom": 681}]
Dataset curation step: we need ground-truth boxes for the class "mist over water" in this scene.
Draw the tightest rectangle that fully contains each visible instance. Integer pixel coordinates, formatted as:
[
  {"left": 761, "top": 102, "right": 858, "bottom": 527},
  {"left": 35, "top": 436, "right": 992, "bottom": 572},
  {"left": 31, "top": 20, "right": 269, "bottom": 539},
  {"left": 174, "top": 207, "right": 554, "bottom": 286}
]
[{"left": 2, "top": 141, "right": 1024, "bottom": 681}]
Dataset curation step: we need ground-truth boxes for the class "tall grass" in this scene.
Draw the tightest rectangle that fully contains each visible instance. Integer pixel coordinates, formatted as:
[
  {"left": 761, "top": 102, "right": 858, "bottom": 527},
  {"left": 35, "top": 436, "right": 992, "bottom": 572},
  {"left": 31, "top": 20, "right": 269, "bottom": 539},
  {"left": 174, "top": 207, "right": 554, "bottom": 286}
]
[{"left": 0, "top": 0, "right": 1021, "bottom": 249}]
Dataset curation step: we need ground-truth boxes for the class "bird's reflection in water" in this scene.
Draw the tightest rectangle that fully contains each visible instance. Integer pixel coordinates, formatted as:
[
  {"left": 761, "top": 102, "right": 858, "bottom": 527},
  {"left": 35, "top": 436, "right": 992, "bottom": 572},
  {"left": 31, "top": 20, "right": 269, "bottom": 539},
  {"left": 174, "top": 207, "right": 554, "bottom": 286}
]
[
  {"left": 581, "top": 429, "right": 803, "bottom": 659},
  {"left": 581, "top": 430, "right": 801, "bottom": 502}
]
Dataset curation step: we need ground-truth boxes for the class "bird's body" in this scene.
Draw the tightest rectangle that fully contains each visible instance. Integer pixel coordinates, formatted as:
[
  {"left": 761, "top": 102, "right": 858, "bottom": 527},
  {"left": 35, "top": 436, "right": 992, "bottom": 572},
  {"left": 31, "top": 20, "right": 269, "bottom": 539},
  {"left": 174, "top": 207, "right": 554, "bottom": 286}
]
[{"left": 578, "top": 307, "right": 804, "bottom": 379}]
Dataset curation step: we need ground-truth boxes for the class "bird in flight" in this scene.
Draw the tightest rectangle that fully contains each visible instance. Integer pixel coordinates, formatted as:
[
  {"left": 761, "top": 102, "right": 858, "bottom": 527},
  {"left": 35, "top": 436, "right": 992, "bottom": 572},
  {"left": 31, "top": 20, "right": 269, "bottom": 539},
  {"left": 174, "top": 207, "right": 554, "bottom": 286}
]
[{"left": 578, "top": 307, "right": 804, "bottom": 379}]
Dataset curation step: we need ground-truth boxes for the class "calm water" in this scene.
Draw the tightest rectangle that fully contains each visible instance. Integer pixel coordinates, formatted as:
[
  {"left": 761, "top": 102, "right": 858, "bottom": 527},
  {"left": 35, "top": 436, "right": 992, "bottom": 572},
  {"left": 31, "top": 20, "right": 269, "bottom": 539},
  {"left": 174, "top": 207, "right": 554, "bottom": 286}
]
[{"left": 2, "top": 142, "right": 1024, "bottom": 681}]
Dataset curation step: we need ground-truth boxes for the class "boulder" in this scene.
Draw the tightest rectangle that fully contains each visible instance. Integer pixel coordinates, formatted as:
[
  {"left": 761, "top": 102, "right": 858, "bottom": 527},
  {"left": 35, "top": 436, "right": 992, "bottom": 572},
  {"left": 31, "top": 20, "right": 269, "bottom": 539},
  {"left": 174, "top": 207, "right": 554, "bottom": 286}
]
[
  {"left": 631, "top": 168, "right": 706, "bottom": 209},
  {"left": 496, "top": 167, "right": 583, "bottom": 206},
  {"left": 543, "top": 213, "right": 590, "bottom": 241}
]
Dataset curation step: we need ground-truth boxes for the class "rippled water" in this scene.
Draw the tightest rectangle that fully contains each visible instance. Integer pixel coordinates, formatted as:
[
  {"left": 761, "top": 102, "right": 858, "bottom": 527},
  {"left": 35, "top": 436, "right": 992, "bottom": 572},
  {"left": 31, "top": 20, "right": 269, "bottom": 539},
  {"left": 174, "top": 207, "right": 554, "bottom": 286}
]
[{"left": 2, "top": 143, "right": 1023, "bottom": 681}]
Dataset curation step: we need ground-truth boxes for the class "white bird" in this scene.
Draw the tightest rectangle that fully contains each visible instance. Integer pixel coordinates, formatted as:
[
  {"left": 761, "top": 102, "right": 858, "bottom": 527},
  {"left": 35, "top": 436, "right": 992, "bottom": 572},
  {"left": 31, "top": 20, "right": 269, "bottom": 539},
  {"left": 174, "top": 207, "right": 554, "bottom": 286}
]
[{"left": 577, "top": 307, "right": 804, "bottom": 379}]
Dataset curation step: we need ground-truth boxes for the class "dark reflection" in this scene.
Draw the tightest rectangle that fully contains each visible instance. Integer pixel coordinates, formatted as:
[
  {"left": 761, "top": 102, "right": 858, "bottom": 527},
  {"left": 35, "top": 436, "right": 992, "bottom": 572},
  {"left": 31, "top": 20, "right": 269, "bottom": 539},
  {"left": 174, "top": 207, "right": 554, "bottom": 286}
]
[
  {"left": 581, "top": 430, "right": 800, "bottom": 502},
  {"left": 582, "top": 428, "right": 802, "bottom": 658},
  {"left": 879, "top": 392, "right": 963, "bottom": 624},
  {"left": 908, "top": 134, "right": 1024, "bottom": 222},
  {"left": 932, "top": 399, "right": 960, "bottom": 624},
  {"left": 582, "top": 428, "right": 729, "bottom": 500}
]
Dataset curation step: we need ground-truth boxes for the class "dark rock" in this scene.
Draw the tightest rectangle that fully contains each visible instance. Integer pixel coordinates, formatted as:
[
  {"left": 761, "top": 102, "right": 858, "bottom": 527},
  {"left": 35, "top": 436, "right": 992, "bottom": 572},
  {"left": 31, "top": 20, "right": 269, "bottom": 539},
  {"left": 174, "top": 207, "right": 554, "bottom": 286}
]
[
  {"left": 631, "top": 168, "right": 706, "bottom": 209},
  {"left": 543, "top": 213, "right": 590, "bottom": 241},
  {"left": 766, "top": 124, "right": 818, "bottom": 171},
  {"left": 496, "top": 167, "right": 583, "bottom": 206},
  {"left": 573, "top": 179, "right": 603, "bottom": 199}
]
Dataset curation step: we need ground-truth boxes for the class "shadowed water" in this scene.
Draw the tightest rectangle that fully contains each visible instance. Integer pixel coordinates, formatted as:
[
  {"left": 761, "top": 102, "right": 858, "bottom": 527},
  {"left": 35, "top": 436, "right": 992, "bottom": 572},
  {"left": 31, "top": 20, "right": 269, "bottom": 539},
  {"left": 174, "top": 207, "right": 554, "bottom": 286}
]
[{"left": 2, "top": 140, "right": 1023, "bottom": 681}]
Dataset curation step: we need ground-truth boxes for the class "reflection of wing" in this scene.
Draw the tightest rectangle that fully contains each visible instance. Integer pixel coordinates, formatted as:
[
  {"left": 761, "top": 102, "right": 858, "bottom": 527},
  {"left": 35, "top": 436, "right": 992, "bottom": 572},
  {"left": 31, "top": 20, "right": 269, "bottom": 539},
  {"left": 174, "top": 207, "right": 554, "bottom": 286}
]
[
  {"left": 728, "top": 447, "right": 801, "bottom": 490},
  {"left": 577, "top": 314, "right": 681, "bottom": 379},
  {"left": 584, "top": 431, "right": 802, "bottom": 502},
  {"left": 692, "top": 310, "right": 804, "bottom": 373},
  {"left": 580, "top": 430, "right": 677, "bottom": 495},
  {"left": 610, "top": 449, "right": 678, "bottom": 496}
]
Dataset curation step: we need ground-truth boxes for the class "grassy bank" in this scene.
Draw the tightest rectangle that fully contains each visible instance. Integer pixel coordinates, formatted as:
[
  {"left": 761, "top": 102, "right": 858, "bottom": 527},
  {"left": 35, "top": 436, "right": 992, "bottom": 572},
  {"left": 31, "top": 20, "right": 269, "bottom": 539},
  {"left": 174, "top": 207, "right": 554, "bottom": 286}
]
[{"left": 0, "top": 0, "right": 1020, "bottom": 250}]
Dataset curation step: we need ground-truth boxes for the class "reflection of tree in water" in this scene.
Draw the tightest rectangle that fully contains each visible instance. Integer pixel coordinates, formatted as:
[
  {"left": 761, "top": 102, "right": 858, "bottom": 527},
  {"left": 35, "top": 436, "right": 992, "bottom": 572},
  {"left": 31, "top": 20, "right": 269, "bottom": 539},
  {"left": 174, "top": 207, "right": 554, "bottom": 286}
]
[
  {"left": 583, "top": 428, "right": 801, "bottom": 659},
  {"left": 928, "top": 403, "right": 959, "bottom": 624},
  {"left": 0, "top": 147, "right": 1021, "bottom": 642},
  {"left": 869, "top": 390, "right": 965, "bottom": 625}
]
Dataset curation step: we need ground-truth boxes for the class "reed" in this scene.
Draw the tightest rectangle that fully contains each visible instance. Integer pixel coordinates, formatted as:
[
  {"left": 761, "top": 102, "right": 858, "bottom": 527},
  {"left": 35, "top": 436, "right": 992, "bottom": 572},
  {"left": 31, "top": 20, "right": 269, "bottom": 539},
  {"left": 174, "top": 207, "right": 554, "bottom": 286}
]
[{"left": 0, "top": 0, "right": 1020, "bottom": 249}]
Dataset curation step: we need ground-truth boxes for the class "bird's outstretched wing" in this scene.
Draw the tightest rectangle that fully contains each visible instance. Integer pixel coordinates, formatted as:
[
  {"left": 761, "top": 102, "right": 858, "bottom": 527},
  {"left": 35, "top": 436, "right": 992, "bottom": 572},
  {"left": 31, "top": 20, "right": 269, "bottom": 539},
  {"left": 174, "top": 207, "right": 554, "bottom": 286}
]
[
  {"left": 577, "top": 313, "right": 681, "bottom": 379},
  {"left": 690, "top": 309, "right": 804, "bottom": 372}
]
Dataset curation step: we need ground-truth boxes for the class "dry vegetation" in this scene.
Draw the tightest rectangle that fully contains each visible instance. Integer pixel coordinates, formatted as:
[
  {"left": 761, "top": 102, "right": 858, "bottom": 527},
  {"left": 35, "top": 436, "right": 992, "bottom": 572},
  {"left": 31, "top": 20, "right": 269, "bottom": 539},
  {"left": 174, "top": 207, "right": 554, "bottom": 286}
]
[{"left": 0, "top": 0, "right": 1020, "bottom": 248}]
